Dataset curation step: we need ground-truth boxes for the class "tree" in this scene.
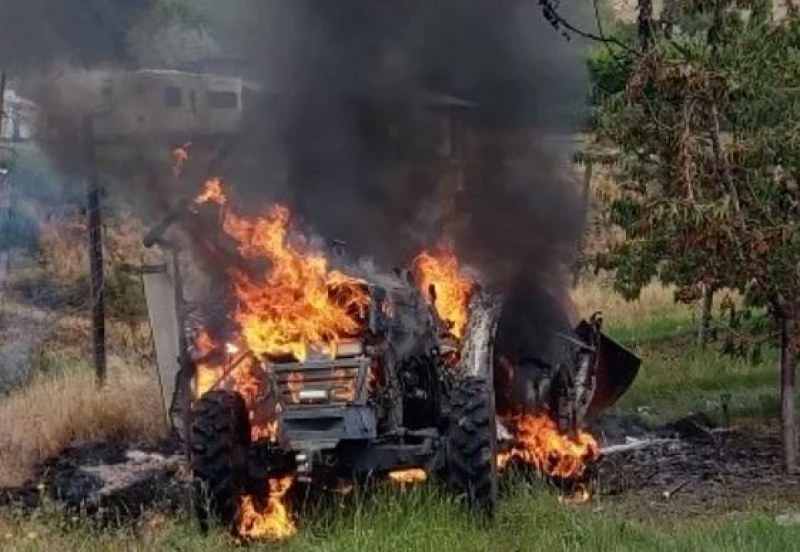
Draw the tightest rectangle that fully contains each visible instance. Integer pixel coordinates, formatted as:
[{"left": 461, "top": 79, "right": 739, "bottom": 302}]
[
  {"left": 592, "top": 1, "right": 800, "bottom": 472},
  {"left": 126, "top": 0, "right": 219, "bottom": 68}
]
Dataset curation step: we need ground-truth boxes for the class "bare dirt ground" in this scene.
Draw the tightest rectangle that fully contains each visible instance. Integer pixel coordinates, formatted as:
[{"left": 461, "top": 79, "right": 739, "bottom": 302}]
[{"left": 596, "top": 420, "right": 800, "bottom": 521}]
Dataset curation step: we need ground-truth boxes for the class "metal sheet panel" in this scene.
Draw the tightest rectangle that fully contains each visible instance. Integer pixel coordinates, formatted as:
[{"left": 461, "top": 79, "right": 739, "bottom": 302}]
[{"left": 142, "top": 269, "right": 181, "bottom": 414}]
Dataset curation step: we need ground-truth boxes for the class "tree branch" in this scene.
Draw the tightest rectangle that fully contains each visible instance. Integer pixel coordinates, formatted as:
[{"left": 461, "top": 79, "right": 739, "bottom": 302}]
[
  {"left": 537, "top": 0, "right": 638, "bottom": 55},
  {"left": 708, "top": 101, "right": 741, "bottom": 217}
]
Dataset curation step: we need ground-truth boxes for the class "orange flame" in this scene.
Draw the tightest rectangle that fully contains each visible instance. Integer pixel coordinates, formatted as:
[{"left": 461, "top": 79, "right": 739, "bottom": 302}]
[
  {"left": 221, "top": 200, "right": 368, "bottom": 361},
  {"left": 237, "top": 476, "right": 296, "bottom": 541},
  {"left": 412, "top": 243, "right": 475, "bottom": 339},
  {"left": 190, "top": 178, "right": 372, "bottom": 539},
  {"left": 387, "top": 469, "right": 428, "bottom": 484},
  {"left": 171, "top": 142, "right": 191, "bottom": 178},
  {"left": 195, "top": 177, "right": 227, "bottom": 206},
  {"left": 192, "top": 178, "right": 369, "bottom": 371},
  {"left": 558, "top": 483, "right": 591, "bottom": 505},
  {"left": 497, "top": 412, "right": 599, "bottom": 479}
]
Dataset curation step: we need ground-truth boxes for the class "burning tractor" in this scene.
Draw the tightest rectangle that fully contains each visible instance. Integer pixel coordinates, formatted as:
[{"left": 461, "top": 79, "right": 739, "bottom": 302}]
[{"left": 142, "top": 179, "right": 640, "bottom": 539}]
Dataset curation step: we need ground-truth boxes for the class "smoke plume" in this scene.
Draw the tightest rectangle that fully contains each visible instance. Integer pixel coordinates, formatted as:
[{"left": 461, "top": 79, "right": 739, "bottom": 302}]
[
  {"left": 1, "top": 0, "right": 592, "bottom": 406},
  {"left": 3, "top": 0, "right": 589, "bottom": 294},
  {"left": 215, "top": 1, "right": 592, "bottom": 400},
  {"left": 214, "top": 0, "right": 589, "bottom": 296},
  {"left": 7, "top": 0, "right": 590, "bottom": 307}
]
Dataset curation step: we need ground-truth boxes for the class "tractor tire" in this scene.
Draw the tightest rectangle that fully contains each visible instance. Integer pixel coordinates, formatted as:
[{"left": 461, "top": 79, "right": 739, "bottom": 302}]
[
  {"left": 444, "top": 376, "right": 499, "bottom": 518},
  {"left": 190, "top": 390, "right": 251, "bottom": 530}
]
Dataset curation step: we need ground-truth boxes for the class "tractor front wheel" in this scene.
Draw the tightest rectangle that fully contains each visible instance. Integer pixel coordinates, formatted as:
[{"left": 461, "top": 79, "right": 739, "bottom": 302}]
[
  {"left": 190, "top": 390, "right": 251, "bottom": 530},
  {"left": 444, "top": 376, "right": 499, "bottom": 518}
]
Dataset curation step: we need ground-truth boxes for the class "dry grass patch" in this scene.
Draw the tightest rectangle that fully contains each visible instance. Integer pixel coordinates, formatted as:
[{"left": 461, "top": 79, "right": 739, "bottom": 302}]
[
  {"left": 0, "top": 363, "right": 166, "bottom": 487},
  {"left": 572, "top": 276, "right": 691, "bottom": 328}
]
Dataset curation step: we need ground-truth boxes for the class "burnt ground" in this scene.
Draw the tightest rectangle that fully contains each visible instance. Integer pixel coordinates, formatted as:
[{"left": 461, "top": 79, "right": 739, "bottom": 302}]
[
  {"left": 0, "top": 440, "right": 189, "bottom": 520},
  {"left": 2, "top": 414, "right": 799, "bottom": 524},
  {"left": 592, "top": 414, "right": 800, "bottom": 520}
]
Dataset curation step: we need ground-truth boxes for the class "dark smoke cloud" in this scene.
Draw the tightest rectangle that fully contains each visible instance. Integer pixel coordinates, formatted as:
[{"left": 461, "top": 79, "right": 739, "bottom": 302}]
[
  {"left": 219, "top": 0, "right": 588, "bottom": 293},
  {"left": 3, "top": 1, "right": 592, "bottom": 403},
  {"left": 5, "top": 0, "right": 589, "bottom": 299},
  {"left": 0, "top": 1, "right": 148, "bottom": 71}
]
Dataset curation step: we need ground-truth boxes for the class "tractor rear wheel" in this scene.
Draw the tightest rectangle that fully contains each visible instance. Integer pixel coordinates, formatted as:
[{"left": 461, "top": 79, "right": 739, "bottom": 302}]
[
  {"left": 444, "top": 376, "right": 499, "bottom": 518},
  {"left": 190, "top": 390, "right": 250, "bottom": 530}
]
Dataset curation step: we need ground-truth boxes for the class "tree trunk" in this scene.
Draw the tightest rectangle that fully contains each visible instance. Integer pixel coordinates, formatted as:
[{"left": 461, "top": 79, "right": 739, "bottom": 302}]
[
  {"left": 697, "top": 285, "right": 713, "bottom": 348},
  {"left": 780, "top": 314, "right": 798, "bottom": 474},
  {"left": 638, "top": 0, "right": 654, "bottom": 50}
]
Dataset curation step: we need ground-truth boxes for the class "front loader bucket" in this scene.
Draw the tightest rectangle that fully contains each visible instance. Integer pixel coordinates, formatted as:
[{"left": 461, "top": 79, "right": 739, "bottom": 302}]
[{"left": 575, "top": 321, "right": 641, "bottom": 416}]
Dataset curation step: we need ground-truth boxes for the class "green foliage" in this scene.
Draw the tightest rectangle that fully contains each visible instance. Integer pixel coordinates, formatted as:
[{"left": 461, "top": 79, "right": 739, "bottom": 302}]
[
  {"left": 0, "top": 203, "right": 38, "bottom": 253},
  {"left": 105, "top": 270, "right": 147, "bottom": 321},
  {"left": 587, "top": 44, "right": 632, "bottom": 103},
  {"left": 126, "top": 0, "right": 220, "bottom": 67},
  {"left": 593, "top": 4, "right": 800, "bottom": 354}
]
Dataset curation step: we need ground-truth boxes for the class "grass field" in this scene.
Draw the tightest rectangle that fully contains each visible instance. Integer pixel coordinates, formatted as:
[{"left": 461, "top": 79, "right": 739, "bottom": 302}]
[
  {"left": 1, "top": 279, "right": 796, "bottom": 551},
  {"left": 2, "top": 481, "right": 799, "bottom": 552}
]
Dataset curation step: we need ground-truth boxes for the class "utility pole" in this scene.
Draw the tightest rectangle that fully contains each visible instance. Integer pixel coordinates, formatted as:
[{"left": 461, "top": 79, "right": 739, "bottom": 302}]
[
  {"left": 0, "top": 71, "right": 9, "bottom": 296},
  {"left": 84, "top": 115, "right": 106, "bottom": 386},
  {"left": 0, "top": 71, "right": 6, "bottom": 137}
]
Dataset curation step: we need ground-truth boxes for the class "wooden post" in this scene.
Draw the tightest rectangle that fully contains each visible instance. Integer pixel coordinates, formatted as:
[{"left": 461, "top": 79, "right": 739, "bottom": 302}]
[
  {"left": 0, "top": 70, "right": 8, "bottom": 296},
  {"left": 781, "top": 314, "right": 798, "bottom": 474},
  {"left": 84, "top": 115, "right": 106, "bottom": 386}
]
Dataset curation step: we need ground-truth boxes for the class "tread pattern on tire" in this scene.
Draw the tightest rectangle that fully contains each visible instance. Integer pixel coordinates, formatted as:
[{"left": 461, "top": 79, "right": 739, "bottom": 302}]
[
  {"left": 190, "top": 390, "right": 250, "bottom": 527},
  {"left": 445, "top": 376, "right": 498, "bottom": 517}
]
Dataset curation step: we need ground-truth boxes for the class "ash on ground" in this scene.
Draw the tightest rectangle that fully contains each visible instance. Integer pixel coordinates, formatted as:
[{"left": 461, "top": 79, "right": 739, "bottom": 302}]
[
  {"left": 0, "top": 441, "right": 190, "bottom": 520},
  {"left": 592, "top": 413, "right": 800, "bottom": 518},
  {"left": 3, "top": 413, "right": 799, "bottom": 522}
]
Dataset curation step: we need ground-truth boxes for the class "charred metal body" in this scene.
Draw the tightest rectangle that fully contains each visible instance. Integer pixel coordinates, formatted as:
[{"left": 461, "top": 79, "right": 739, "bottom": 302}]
[
  {"left": 178, "top": 270, "right": 500, "bottom": 525},
  {"left": 237, "top": 279, "right": 475, "bottom": 479}
]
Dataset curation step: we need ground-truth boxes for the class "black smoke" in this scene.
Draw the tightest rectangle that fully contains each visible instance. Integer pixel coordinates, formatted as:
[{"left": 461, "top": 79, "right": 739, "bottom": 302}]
[
  {"left": 3, "top": 0, "right": 589, "bottom": 294},
  {"left": 216, "top": 1, "right": 592, "bottom": 413},
  {"left": 216, "top": 0, "right": 589, "bottom": 294},
  {"left": 0, "top": 0, "right": 149, "bottom": 71}
]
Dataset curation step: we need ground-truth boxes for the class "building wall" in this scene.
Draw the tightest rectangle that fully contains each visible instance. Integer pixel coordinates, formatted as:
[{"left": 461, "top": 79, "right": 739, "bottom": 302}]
[
  {"left": 1, "top": 90, "right": 39, "bottom": 141},
  {"left": 41, "top": 69, "right": 243, "bottom": 141}
]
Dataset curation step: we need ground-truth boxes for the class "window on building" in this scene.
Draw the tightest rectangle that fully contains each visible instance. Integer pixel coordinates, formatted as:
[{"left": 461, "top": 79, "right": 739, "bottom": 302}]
[
  {"left": 207, "top": 91, "right": 239, "bottom": 109},
  {"left": 164, "top": 86, "right": 182, "bottom": 108}
]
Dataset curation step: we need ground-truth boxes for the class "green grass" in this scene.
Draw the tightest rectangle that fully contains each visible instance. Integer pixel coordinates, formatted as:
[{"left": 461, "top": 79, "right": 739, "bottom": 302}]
[
  {"left": 598, "top": 304, "right": 781, "bottom": 424},
  {"left": 2, "top": 482, "right": 800, "bottom": 552},
  {"left": 606, "top": 314, "right": 698, "bottom": 348},
  {"left": 613, "top": 342, "right": 781, "bottom": 423}
]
